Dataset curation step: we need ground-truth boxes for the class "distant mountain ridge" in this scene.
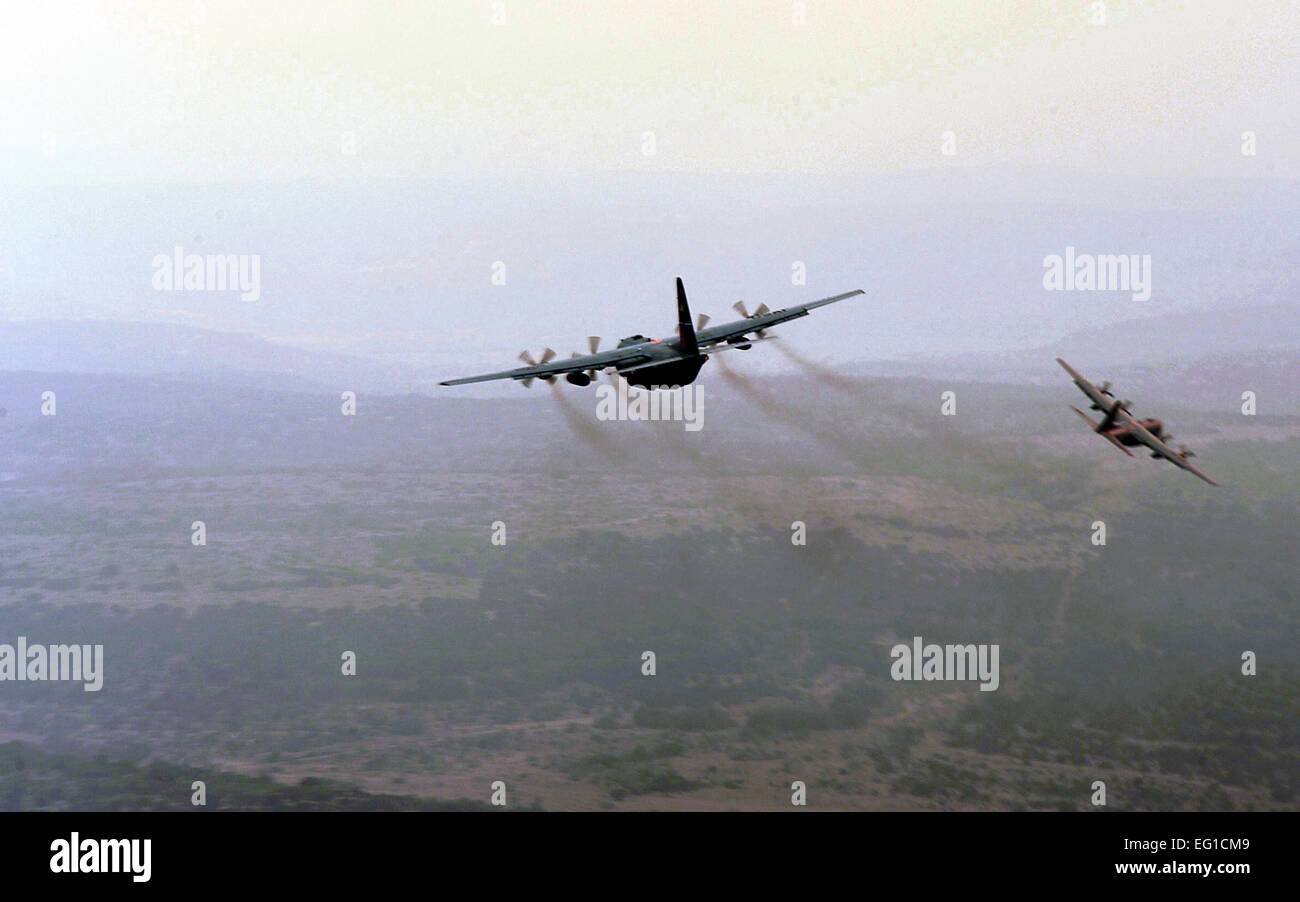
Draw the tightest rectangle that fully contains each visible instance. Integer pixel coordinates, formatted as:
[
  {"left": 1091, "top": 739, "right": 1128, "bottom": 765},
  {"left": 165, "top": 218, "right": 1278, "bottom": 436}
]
[
  {"left": 1045, "top": 302, "right": 1300, "bottom": 364},
  {"left": 2, "top": 308, "right": 1295, "bottom": 412},
  {"left": 0, "top": 320, "right": 432, "bottom": 393},
  {"left": 873, "top": 302, "right": 1297, "bottom": 371}
]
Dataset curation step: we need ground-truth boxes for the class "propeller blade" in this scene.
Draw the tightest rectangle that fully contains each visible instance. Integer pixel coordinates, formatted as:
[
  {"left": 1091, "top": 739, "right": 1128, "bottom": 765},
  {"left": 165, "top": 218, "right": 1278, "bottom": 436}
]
[
  {"left": 539, "top": 347, "right": 556, "bottom": 364},
  {"left": 696, "top": 313, "right": 710, "bottom": 330},
  {"left": 588, "top": 336, "right": 601, "bottom": 353},
  {"left": 519, "top": 350, "right": 537, "bottom": 365},
  {"left": 733, "top": 301, "right": 750, "bottom": 318},
  {"left": 754, "top": 302, "right": 770, "bottom": 316},
  {"left": 522, "top": 377, "right": 535, "bottom": 388}
]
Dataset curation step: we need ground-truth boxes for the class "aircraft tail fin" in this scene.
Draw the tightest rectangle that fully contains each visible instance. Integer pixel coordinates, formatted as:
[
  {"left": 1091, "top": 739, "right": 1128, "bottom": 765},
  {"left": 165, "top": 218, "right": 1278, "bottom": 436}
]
[
  {"left": 676, "top": 277, "right": 699, "bottom": 355},
  {"left": 1098, "top": 402, "right": 1123, "bottom": 433}
]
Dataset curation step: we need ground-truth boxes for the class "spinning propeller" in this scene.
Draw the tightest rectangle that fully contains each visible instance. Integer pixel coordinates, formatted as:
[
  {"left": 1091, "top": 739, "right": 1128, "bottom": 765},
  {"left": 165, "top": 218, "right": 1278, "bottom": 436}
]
[
  {"left": 518, "top": 347, "right": 556, "bottom": 387},
  {"left": 732, "top": 301, "right": 771, "bottom": 337},
  {"left": 1091, "top": 397, "right": 1131, "bottom": 413}
]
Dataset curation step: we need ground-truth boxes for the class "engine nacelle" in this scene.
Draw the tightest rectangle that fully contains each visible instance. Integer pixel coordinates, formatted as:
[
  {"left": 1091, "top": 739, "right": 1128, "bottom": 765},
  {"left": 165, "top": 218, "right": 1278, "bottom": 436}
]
[{"left": 565, "top": 372, "right": 592, "bottom": 386}]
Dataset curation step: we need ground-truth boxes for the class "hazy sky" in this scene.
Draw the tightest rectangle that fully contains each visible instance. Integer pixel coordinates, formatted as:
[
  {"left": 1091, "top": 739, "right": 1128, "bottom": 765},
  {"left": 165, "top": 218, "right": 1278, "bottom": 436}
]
[
  {"left": 1, "top": 1, "right": 1296, "bottom": 380},
  {"left": 3, "top": 0, "right": 1297, "bottom": 184}
]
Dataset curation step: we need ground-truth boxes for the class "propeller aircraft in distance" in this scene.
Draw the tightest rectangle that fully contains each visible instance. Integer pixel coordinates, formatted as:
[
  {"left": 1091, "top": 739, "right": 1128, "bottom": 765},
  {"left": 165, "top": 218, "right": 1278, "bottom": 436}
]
[
  {"left": 439, "top": 278, "right": 865, "bottom": 390},
  {"left": 1056, "top": 358, "right": 1219, "bottom": 486}
]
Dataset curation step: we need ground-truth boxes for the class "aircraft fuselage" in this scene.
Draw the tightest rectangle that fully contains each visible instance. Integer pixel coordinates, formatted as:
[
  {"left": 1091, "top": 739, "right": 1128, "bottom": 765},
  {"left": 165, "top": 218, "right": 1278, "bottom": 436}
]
[
  {"left": 613, "top": 335, "right": 711, "bottom": 388},
  {"left": 1108, "top": 417, "right": 1164, "bottom": 445}
]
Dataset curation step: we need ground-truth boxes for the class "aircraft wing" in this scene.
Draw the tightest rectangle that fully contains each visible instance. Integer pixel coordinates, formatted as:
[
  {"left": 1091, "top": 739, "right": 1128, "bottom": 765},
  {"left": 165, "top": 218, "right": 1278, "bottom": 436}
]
[
  {"left": 439, "top": 345, "right": 652, "bottom": 386},
  {"left": 695, "top": 289, "right": 865, "bottom": 349},
  {"left": 1122, "top": 419, "right": 1220, "bottom": 486},
  {"left": 1055, "top": 358, "right": 1132, "bottom": 422}
]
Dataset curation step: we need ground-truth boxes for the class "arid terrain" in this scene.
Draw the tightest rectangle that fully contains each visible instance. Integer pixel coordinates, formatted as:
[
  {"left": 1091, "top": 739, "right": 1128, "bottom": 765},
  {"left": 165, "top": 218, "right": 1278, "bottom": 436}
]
[{"left": 1, "top": 366, "right": 1295, "bottom": 810}]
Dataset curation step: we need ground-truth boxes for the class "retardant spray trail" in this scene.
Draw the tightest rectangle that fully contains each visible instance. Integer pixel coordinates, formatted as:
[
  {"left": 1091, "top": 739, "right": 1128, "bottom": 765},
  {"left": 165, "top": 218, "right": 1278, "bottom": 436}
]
[
  {"left": 549, "top": 382, "right": 628, "bottom": 461},
  {"left": 715, "top": 356, "right": 867, "bottom": 465},
  {"left": 635, "top": 414, "right": 717, "bottom": 469},
  {"left": 771, "top": 340, "right": 865, "bottom": 394},
  {"left": 715, "top": 357, "right": 790, "bottom": 420}
]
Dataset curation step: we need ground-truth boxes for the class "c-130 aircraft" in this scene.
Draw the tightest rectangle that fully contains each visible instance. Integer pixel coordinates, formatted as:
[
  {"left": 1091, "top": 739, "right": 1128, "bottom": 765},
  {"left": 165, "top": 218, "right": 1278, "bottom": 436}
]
[
  {"left": 1057, "top": 358, "right": 1219, "bottom": 486},
  {"left": 440, "top": 278, "right": 864, "bottom": 390}
]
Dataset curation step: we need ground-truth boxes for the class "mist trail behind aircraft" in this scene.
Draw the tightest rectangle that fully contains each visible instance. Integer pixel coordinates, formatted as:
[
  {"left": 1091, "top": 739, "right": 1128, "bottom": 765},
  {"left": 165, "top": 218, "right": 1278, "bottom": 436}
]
[
  {"left": 771, "top": 341, "right": 865, "bottom": 394},
  {"left": 715, "top": 357, "right": 789, "bottom": 420},
  {"left": 769, "top": 343, "right": 943, "bottom": 431},
  {"left": 549, "top": 382, "right": 628, "bottom": 461},
  {"left": 716, "top": 357, "right": 1030, "bottom": 487},
  {"left": 764, "top": 341, "right": 930, "bottom": 428},
  {"left": 634, "top": 414, "right": 717, "bottom": 468},
  {"left": 716, "top": 357, "right": 868, "bottom": 465}
]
